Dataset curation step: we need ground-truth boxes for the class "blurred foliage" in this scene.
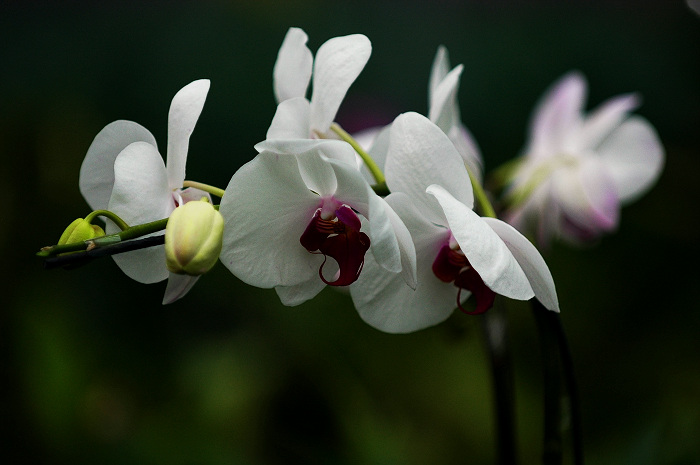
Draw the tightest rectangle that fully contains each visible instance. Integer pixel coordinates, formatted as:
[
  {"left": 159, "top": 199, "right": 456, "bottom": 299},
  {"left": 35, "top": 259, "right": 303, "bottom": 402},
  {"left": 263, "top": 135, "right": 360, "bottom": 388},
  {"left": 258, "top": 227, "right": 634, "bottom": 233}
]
[{"left": 2, "top": 1, "right": 699, "bottom": 464}]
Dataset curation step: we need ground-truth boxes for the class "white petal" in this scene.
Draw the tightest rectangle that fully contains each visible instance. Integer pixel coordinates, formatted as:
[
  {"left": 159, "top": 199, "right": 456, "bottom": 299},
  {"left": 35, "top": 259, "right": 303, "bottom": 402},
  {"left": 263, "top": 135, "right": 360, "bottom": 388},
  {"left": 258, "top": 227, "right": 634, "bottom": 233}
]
[
  {"left": 427, "top": 184, "right": 534, "bottom": 301},
  {"left": 166, "top": 79, "right": 210, "bottom": 189},
  {"left": 309, "top": 34, "right": 371, "bottom": 133},
  {"left": 597, "top": 116, "right": 664, "bottom": 204},
  {"left": 576, "top": 93, "right": 640, "bottom": 150},
  {"left": 218, "top": 151, "right": 323, "bottom": 288},
  {"left": 255, "top": 138, "right": 357, "bottom": 167},
  {"left": 385, "top": 112, "right": 473, "bottom": 221},
  {"left": 275, "top": 277, "right": 327, "bottom": 306},
  {"left": 79, "top": 120, "right": 157, "bottom": 211},
  {"left": 351, "top": 193, "right": 458, "bottom": 333},
  {"left": 428, "top": 64, "right": 463, "bottom": 131},
  {"left": 448, "top": 122, "right": 483, "bottom": 182},
  {"left": 107, "top": 141, "right": 174, "bottom": 284},
  {"left": 483, "top": 218, "right": 559, "bottom": 312},
  {"left": 162, "top": 273, "right": 200, "bottom": 304},
  {"left": 367, "top": 193, "right": 417, "bottom": 288},
  {"left": 266, "top": 97, "right": 311, "bottom": 140},
  {"left": 527, "top": 72, "right": 586, "bottom": 159},
  {"left": 273, "top": 27, "right": 313, "bottom": 103},
  {"left": 429, "top": 45, "right": 451, "bottom": 101}
]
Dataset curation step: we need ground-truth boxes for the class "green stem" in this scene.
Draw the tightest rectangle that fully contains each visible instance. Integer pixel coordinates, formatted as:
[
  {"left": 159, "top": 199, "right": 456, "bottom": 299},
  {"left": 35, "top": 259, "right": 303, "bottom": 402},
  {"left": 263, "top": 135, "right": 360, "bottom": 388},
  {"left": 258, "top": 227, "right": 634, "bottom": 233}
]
[
  {"left": 38, "top": 216, "right": 169, "bottom": 257},
  {"left": 84, "top": 210, "right": 130, "bottom": 230},
  {"left": 467, "top": 166, "right": 497, "bottom": 219},
  {"left": 330, "top": 123, "right": 386, "bottom": 186},
  {"left": 182, "top": 180, "right": 226, "bottom": 198}
]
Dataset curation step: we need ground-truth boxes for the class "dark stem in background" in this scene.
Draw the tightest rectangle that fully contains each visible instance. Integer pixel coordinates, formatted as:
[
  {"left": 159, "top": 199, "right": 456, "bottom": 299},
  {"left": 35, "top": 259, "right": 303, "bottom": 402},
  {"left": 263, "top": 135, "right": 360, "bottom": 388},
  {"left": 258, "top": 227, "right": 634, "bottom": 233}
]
[
  {"left": 481, "top": 302, "right": 518, "bottom": 465},
  {"left": 532, "top": 300, "right": 584, "bottom": 465},
  {"left": 42, "top": 235, "right": 166, "bottom": 270}
]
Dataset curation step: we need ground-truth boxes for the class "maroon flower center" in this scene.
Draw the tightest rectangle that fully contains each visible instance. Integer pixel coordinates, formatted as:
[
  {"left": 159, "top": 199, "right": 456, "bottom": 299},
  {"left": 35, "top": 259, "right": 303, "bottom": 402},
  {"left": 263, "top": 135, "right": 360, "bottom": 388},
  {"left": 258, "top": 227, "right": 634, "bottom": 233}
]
[
  {"left": 432, "top": 243, "right": 495, "bottom": 315},
  {"left": 299, "top": 205, "right": 370, "bottom": 286}
]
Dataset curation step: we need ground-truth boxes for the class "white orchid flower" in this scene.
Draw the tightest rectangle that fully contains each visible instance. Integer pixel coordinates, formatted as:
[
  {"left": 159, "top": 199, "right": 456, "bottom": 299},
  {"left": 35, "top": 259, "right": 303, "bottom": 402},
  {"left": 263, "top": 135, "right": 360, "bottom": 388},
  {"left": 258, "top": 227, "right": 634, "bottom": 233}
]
[
  {"left": 267, "top": 27, "right": 372, "bottom": 140},
  {"left": 218, "top": 139, "right": 416, "bottom": 307},
  {"left": 504, "top": 72, "right": 664, "bottom": 246},
  {"left": 79, "top": 79, "right": 211, "bottom": 304},
  {"left": 353, "top": 46, "right": 482, "bottom": 182},
  {"left": 352, "top": 112, "right": 558, "bottom": 334}
]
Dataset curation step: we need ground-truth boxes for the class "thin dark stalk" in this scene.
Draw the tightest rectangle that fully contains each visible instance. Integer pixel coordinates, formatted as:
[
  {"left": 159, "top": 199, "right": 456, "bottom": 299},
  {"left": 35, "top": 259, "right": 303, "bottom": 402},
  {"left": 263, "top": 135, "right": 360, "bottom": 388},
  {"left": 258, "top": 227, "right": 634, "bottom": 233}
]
[
  {"left": 42, "top": 235, "right": 165, "bottom": 270},
  {"left": 532, "top": 300, "right": 584, "bottom": 465},
  {"left": 481, "top": 302, "right": 518, "bottom": 465},
  {"left": 532, "top": 301, "right": 563, "bottom": 465}
]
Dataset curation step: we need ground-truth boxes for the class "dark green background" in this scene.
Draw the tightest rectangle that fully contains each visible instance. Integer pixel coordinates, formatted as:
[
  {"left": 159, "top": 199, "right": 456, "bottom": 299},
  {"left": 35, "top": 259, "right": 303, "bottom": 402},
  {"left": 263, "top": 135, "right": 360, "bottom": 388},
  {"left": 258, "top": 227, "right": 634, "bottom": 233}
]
[{"left": 2, "top": 1, "right": 699, "bottom": 464}]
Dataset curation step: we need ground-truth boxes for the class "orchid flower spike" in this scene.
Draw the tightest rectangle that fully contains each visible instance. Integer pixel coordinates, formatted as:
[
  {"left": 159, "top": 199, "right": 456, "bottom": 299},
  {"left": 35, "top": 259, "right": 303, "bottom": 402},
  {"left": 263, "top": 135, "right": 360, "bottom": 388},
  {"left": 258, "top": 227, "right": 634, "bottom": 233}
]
[
  {"left": 79, "top": 79, "right": 211, "bottom": 304},
  {"left": 267, "top": 27, "right": 372, "bottom": 140},
  {"left": 352, "top": 112, "right": 559, "bottom": 334},
  {"left": 503, "top": 72, "right": 664, "bottom": 246},
  {"left": 353, "top": 46, "right": 483, "bottom": 183},
  {"left": 218, "top": 139, "right": 416, "bottom": 307}
]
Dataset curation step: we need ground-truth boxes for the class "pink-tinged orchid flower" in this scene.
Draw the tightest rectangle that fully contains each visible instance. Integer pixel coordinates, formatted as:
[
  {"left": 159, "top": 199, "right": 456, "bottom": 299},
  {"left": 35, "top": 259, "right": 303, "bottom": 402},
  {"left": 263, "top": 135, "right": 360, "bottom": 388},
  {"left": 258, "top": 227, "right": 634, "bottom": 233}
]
[
  {"left": 218, "top": 139, "right": 416, "bottom": 307},
  {"left": 504, "top": 72, "right": 664, "bottom": 246},
  {"left": 266, "top": 27, "right": 372, "bottom": 140},
  {"left": 79, "top": 79, "right": 211, "bottom": 304},
  {"left": 351, "top": 112, "right": 559, "bottom": 334},
  {"left": 353, "top": 46, "right": 482, "bottom": 182}
]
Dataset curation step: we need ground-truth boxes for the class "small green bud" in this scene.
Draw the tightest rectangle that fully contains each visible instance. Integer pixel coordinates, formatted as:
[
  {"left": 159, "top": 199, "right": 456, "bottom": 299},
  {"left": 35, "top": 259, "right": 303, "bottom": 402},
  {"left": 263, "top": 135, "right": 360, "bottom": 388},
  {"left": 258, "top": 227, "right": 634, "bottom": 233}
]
[
  {"left": 165, "top": 200, "right": 224, "bottom": 275},
  {"left": 58, "top": 218, "right": 105, "bottom": 246}
]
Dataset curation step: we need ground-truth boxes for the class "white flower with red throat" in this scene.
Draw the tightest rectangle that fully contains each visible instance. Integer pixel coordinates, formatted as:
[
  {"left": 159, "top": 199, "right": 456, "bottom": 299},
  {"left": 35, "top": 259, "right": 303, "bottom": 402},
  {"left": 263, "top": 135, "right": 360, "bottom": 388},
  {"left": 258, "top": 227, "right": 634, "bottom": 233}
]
[
  {"left": 79, "top": 79, "right": 211, "bottom": 304},
  {"left": 504, "top": 72, "right": 664, "bottom": 246},
  {"left": 218, "top": 139, "right": 416, "bottom": 306},
  {"left": 266, "top": 27, "right": 372, "bottom": 140},
  {"left": 352, "top": 112, "right": 559, "bottom": 334}
]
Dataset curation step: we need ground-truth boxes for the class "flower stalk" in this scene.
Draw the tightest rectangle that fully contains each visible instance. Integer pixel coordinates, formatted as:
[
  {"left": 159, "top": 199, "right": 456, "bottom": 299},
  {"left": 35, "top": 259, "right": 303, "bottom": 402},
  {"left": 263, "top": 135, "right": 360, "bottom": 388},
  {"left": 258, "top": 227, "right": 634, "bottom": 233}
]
[{"left": 330, "top": 122, "right": 386, "bottom": 185}]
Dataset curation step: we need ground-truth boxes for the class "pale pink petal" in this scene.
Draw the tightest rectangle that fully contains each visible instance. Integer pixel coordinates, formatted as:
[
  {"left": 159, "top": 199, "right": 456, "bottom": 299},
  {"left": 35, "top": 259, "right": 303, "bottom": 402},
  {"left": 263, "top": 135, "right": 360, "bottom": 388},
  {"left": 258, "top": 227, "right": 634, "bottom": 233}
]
[
  {"left": 162, "top": 273, "right": 200, "bottom": 304},
  {"left": 351, "top": 193, "right": 460, "bottom": 333},
  {"left": 527, "top": 72, "right": 586, "bottom": 159},
  {"left": 218, "top": 151, "right": 323, "bottom": 288},
  {"left": 597, "top": 116, "right": 664, "bottom": 204},
  {"left": 273, "top": 27, "right": 313, "bottom": 103},
  {"left": 576, "top": 93, "right": 640, "bottom": 150},
  {"left": 309, "top": 34, "right": 371, "bottom": 134},
  {"left": 551, "top": 158, "right": 620, "bottom": 240},
  {"left": 483, "top": 218, "right": 559, "bottom": 312},
  {"left": 166, "top": 79, "right": 210, "bottom": 190},
  {"left": 79, "top": 120, "right": 157, "bottom": 211},
  {"left": 266, "top": 97, "right": 311, "bottom": 140},
  {"left": 427, "top": 184, "right": 534, "bottom": 301},
  {"left": 385, "top": 112, "right": 473, "bottom": 222}
]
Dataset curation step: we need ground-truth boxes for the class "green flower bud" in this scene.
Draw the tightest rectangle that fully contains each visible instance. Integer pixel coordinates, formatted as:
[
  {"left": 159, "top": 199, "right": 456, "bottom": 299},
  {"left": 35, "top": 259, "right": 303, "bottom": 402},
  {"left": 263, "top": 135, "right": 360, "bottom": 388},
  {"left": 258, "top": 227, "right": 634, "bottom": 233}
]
[
  {"left": 58, "top": 218, "right": 105, "bottom": 246},
  {"left": 165, "top": 200, "right": 224, "bottom": 276}
]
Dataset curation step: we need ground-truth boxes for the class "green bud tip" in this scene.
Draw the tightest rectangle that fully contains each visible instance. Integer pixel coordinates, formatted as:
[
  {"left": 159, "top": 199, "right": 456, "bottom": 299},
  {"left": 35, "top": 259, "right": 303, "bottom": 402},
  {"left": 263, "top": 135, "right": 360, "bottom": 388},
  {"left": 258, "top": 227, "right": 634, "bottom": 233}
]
[{"left": 57, "top": 218, "right": 106, "bottom": 252}]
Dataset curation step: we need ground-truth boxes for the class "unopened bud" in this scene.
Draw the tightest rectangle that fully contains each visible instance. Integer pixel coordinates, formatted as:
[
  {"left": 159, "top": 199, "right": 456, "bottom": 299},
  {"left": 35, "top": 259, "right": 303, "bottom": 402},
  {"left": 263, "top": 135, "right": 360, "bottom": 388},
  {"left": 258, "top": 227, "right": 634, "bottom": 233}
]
[
  {"left": 165, "top": 200, "right": 224, "bottom": 275},
  {"left": 58, "top": 218, "right": 105, "bottom": 246}
]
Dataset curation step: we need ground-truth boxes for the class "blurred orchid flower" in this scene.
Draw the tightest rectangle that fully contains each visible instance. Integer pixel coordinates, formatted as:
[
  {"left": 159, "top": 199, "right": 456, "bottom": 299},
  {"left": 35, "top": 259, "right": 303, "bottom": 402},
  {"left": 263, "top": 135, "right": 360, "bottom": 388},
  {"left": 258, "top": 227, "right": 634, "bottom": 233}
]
[
  {"left": 267, "top": 27, "right": 372, "bottom": 140},
  {"left": 354, "top": 46, "right": 482, "bottom": 182},
  {"left": 503, "top": 72, "right": 664, "bottom": 246},
  {"left": 79, "top": 79, "right": 211, "bottom": 304},
  {"left": 218, "top": 139, "right": 416, "bottom": 306},
  {"left": 352, "top": 112, "right": 558, "bottom": 334}
]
